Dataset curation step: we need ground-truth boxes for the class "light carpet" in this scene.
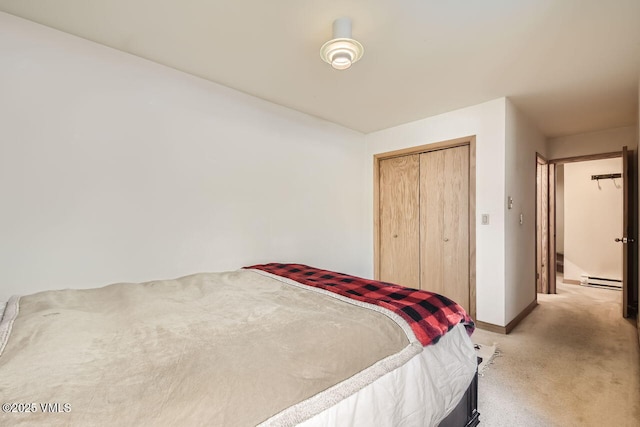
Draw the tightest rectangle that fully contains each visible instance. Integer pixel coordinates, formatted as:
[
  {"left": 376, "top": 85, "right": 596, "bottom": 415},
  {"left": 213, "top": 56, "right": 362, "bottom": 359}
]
[{"left": 472, "top": 280, "right": 640, "bottom": 426}]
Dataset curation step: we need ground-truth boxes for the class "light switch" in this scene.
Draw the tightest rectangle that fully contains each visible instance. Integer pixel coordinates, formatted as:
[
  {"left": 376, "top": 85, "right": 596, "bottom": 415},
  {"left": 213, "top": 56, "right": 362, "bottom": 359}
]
[{"left": 481, "top": 214, "right": 490, "bottom": 225}]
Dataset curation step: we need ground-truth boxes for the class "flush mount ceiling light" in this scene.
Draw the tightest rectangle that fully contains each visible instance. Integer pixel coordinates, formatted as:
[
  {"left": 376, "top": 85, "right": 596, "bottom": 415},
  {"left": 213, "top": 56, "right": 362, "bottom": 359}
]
[{"left": 320, "top": 17, "right": 364, "bottom": 70}]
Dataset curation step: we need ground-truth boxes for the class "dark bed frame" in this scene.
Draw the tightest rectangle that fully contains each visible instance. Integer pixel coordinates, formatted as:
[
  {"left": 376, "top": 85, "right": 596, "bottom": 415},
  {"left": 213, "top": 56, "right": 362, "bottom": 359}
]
[{"left": 438, "top": 357, "right": 480, "bottom": 427}]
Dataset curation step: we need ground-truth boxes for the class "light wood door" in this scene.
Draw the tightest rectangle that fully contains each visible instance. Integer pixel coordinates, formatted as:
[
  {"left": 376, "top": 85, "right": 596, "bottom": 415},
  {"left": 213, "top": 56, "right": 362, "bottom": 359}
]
[
  {"left": 420, "top": 146, "right": 470, "bottom": 310},
  {"left": 379, "top": 155, "right": 420, "bottom": 289}
]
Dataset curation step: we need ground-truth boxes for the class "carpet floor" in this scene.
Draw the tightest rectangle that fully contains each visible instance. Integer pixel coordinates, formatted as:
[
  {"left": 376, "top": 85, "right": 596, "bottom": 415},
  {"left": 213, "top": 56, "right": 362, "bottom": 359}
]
[{"left": 472, "top": 280, "right": 640, "bottom": 426}]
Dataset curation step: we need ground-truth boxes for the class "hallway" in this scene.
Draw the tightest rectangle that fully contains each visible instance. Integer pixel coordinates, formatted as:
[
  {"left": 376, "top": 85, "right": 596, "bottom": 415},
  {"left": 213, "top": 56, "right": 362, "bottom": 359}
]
[{"left": 473, "top": 281, "right": 640, "bottom": 426}]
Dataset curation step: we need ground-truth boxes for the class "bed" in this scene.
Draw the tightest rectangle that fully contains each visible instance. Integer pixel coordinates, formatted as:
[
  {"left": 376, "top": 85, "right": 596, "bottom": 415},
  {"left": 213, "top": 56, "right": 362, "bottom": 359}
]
[{"left": 0, "top": 263, "right": 479, "bottom": 426}]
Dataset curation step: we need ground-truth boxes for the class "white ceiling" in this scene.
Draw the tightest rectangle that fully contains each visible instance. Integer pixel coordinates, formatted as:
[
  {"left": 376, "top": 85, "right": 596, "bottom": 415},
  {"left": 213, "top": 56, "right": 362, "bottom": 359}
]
[{"left": 1, "top": 0, "right": 639, "bottom": 137}]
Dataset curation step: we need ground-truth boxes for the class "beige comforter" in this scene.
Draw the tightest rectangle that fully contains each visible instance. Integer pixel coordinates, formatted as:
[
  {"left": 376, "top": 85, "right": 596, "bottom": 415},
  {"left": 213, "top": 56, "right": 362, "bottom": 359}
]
[{"left": 0, "top": 269, "right": 420, "bottom": 426}]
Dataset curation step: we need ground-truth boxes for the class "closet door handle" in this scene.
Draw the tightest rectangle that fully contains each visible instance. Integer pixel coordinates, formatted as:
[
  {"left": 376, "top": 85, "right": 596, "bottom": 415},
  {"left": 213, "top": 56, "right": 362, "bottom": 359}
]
[{"left": 443, "top": 238, "right": 449, "bottom": 242}]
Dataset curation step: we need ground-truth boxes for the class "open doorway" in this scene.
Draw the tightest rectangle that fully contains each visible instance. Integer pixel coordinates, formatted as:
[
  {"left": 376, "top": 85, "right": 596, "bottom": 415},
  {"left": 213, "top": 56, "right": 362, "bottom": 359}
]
[
  {"left": 558, "top": 159, "right": 623, "bottom": 288},
  {"left": 536, "top": 148, "right": 635, "bottom": 318}
]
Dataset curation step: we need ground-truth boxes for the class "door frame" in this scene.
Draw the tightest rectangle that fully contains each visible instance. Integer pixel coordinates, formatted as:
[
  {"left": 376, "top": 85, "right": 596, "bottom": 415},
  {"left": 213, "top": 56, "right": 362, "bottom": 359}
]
[
  {"left": 535, "top": 154, "right": 551, "bottom": 294},
  {"left": 543, "top": 149, "right": 635, "bottom": 317},
  {"left": 373, "top": 135, "right": 477, "bottom": 320}
]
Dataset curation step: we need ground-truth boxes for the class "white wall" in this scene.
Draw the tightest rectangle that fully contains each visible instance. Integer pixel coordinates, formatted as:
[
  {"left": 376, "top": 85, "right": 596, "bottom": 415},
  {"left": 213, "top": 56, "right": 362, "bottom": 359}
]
[
  {"left": 365, "top": 99, "right": 507, "bottom": 326},
  {"left": 504, "top": 99, "right": 547, "bottom": 322},
  {"left": 0, "top": 13, "right": 368, "bottom": 302},
  {"left": 564, "top": 159, "right": 623, "bottom": 282},
  {"left": 548, "top": 126, "right": 638, "bottom": 159}
]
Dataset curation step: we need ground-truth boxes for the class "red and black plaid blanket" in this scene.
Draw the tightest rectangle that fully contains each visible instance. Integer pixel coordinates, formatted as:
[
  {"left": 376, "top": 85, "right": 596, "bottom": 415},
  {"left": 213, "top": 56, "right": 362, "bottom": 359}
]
[{"left": 244, "top": 263, "right": 474, "bottom": 347}]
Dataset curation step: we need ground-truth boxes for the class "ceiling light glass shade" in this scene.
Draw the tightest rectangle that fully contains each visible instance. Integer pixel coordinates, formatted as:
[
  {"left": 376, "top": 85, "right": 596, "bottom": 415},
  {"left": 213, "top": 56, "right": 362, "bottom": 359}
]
[
  {"left": 320, "top": 18, "right": 364, "bottom": 70},
  {"left": 320, "top": 38, "right": 364, "bottom": 70}
]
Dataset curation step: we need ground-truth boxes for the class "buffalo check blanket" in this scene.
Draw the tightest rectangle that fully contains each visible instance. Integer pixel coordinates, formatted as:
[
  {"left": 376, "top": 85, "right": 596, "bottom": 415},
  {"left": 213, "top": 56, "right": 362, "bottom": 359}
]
[{"left": 244, "top": 263, "right": 474, "bottom": 347}]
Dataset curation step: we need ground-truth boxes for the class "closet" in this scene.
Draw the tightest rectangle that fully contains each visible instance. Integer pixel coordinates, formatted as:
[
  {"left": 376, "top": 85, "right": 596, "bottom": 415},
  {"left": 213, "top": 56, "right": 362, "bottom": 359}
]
[{"left": 375, "top": 140, "right": 474, "bottom": 315}]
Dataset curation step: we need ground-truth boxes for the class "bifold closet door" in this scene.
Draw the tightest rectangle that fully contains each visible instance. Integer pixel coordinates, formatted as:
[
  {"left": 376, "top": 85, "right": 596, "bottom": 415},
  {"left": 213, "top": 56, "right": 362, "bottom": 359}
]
[
  {"left": 379, "top": 155, "right": 420, "bottom": 289},
  {"left": 420, "top": 146, "right": 469, "bottom": 310}
]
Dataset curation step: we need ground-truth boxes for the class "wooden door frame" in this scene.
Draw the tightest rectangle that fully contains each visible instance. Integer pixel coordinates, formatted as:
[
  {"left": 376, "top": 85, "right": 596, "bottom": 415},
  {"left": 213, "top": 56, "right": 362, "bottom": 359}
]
[
  {"left": 549, "top": 162, "right": 557, "bottom": 294},
  {"left": 623, "top": 146, "right": 630, "bottom": 318},
  {"left": 535, "top": 154, "right": 551, "bottom": 294},
  {"left": 546, "top": 149, "right": 635, "bottom": 317},
  {"left": 373, "top": 135, "right": 477, "bottom": 320}
]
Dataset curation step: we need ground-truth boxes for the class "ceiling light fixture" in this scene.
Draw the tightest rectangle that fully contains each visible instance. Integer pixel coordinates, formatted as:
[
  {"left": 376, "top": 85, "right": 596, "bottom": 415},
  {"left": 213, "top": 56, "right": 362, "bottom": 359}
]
[{"left": 320, "top": 17, "right": 364, "bottom": 70}]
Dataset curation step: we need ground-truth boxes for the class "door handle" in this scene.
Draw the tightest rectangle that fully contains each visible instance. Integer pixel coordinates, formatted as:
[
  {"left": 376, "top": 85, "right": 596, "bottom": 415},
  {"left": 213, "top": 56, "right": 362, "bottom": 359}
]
[{"left": 615, "top": 237, "right": 635, "bottom": 243}]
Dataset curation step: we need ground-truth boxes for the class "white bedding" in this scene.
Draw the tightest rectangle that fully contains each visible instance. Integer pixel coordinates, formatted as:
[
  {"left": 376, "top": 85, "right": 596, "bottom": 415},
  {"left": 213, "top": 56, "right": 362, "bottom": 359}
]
[{"left": 299, "top": 322, "right": 476, "bottom": 427}]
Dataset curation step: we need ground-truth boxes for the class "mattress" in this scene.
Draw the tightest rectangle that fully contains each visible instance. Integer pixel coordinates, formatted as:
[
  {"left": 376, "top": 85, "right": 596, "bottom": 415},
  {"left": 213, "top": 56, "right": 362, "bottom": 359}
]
[
  {"left": 299, "top": 322, "right": 476, "bottom": 427},
  {"left": 0, "top": 266, "right": 475, "bottom": 426}
]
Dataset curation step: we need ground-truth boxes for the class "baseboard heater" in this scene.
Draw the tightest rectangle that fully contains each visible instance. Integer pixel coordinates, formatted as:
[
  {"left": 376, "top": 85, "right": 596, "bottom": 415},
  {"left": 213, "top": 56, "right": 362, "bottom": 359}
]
[{"left": 580, "top": 274, "right": 622, "bottom": 290}]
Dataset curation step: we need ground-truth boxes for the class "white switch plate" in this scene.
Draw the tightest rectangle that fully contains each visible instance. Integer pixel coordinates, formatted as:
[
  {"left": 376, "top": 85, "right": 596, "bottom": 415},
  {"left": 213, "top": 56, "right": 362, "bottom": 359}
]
[{"left": 481, "top": 214, "right": 490, "bottom": 225}]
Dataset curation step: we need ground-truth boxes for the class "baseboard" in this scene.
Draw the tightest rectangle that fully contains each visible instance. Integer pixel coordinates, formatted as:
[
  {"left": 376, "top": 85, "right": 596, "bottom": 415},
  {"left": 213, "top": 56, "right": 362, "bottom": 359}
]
[
  {"left": 475, "top": 320, "right": 506, "bottom": 334},
  {"left": 563, "top": 279, "right": 580, "bottom": 285},
  {"left": 476, "top": 300, "right": 538, "bottom": 334},
  {"left": 505, "top": 300, "right": 538, "bottom": 333}
]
